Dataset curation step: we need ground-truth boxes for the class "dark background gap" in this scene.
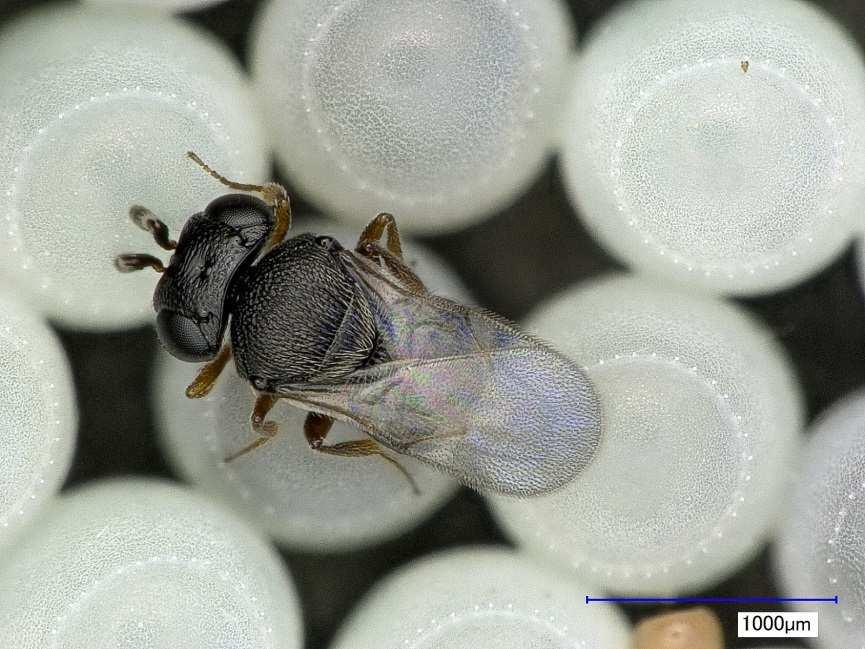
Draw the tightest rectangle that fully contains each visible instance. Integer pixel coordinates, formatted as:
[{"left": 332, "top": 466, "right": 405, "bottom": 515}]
[{"left": 0, "top": 0, "right": 862, "bottom": 647}]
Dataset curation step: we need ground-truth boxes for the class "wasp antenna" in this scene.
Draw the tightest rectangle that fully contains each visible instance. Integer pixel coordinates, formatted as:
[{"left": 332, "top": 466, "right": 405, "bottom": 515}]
[
  {"left": 185, "top": 151, "right": 265, "bottom": 193},
  {"left": 186, "top": 151, "right": 291, "bottom": 247},
  {"left": 114, "top": 253, "right": 165, "bottom": 273}
]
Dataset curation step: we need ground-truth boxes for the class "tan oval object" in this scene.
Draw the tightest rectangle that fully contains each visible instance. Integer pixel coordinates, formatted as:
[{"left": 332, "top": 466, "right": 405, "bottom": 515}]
[{"left": 632, "top": 608, "right": 723, "bottom": 649}]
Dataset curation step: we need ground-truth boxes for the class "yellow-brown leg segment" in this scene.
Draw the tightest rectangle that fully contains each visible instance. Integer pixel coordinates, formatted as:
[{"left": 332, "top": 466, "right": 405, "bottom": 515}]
[
  {"left": 303, "top": 412, "right": 335, "bottom": 448},
  {"left": 186, "top": 344, "right": 232, "bottom": 399},
  {"left": 357, "top": 212, "right": 403, "bottom": 259},
  {"left": 356, "top": 213, "right": 427, "bottom": 293},
  {"left": 318, "top": 439, "right": 421, "bottom": 495},
  {"left": 303, "top": 412, "right": 420, "bottom": 495},
  {"left": 186, "top": 151, "right": 292, "bottom": 250},
  {"left": 223, "top": 393, "right": 280, "bottom": 463}
]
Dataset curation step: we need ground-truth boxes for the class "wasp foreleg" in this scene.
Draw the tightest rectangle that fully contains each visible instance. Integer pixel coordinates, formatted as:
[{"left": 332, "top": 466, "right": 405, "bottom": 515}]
[{"left": 185, "top": 344, "right": 232, "bottom": 399}]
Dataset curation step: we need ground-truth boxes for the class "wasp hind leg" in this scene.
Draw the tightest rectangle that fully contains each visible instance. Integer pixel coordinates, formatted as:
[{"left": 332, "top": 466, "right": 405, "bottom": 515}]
[
  {"left": 223, "top": 393, "right": 280, "bottom": 463},
  {"left": 303, "top": 412, "right": 420, "bottom": 495}
]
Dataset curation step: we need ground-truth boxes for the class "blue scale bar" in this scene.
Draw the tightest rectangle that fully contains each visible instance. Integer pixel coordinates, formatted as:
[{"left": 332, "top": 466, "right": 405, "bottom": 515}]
[{"left": 585, "top": 596, "right": 838, "bottom": 605}]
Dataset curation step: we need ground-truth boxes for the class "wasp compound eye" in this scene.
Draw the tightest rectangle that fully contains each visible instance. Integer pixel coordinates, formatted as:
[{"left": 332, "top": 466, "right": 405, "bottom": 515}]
[{"left": 156, "top": 309, "right": 218, "bottom": 362}]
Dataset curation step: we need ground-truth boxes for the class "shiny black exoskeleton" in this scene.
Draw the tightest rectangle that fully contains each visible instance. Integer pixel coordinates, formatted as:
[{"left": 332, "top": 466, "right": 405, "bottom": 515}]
[
  {"left": 228, "top": 233, "right": 378, "bottom": 391},
  {"left": 149, "top": 194, "right": 377, "bottom": 392},
  {"left": 114, "top": 151, "right": 420, "bottom": 485},
  {"left": 115, "top": 152, "right": 603, "bottom": 497},
  {"left": 152, "top": 193, "right": 274, "bottom": 362}
]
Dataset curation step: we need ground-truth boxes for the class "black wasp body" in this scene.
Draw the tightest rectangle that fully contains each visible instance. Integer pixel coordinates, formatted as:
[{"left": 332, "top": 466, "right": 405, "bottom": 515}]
[
  {"left": 152, "top": 193, "right": 376, "bottom": 389},
  {"left": 229, "top": 233, "right": 378, "bottom": 390},
  {"left": 116, "top": 152, "right": 603, "bottom": 497}
]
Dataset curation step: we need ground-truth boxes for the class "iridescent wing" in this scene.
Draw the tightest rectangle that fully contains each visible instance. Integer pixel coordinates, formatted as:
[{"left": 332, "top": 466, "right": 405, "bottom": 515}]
[{"left": 275, "top": 251, "right": 603, "bottom": 496}]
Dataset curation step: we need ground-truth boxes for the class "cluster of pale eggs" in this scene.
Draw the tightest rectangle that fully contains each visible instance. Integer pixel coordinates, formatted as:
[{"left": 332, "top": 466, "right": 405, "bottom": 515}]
[{"left": 0, "top": 0, "right": 863, "bottom": 647}]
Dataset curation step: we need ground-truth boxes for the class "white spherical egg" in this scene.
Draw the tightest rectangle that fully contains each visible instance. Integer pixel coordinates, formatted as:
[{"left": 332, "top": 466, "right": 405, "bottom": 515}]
[
  {"left": 156, "top": 220, "right": 468, "bottom": 551},
  {"left": 329, "top": 547, "right": 631, "bottom": 649},
  {"left": 0, "top": 290, "right": 76, "bottom": 550},
  {"left": 251, "top": 0, "right": 574, "bottom": 234},
  {"left": 776, "top": 389, "right": 865, "bottom": 649},
  {"left": 0, "top": 5, "right": 267, "bottom": 329},
  {"left": 0, "top": 479, "right": 303, "bottom": 649},
  {"left": 490, "top": 274, "right": 803, "bottom": 594},
  {"left": 562, "top": 0, "right": 865, "bottom": 295}
]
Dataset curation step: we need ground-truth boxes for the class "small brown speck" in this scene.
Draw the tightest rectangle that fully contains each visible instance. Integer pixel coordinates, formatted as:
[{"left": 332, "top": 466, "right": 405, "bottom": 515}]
[{"left": 741, "top": 60, "right": 749, "bottom": 73}]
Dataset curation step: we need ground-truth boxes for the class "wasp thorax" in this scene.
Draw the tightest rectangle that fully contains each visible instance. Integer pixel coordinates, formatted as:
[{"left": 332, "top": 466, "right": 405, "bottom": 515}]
[
  {"left": 153, "top": 194, "right": 274, "bottom": 362},
  {"left": 229, "top": 234, "right": 378, "bottom": 390}
]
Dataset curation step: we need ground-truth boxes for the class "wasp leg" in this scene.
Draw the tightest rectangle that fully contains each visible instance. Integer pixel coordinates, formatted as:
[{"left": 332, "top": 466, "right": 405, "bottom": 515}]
[
  {"left": 317, "top": 440, "right": 421, "bottom": 496},
  {"left": 186, "top": 151, "right": 291, "bottom": 249},
  {"left": 303, "top": 411, "right": 335, "bottom": 447},
  {"left": 114, "top": 253, "right": 165, "bottom": 273},
  {"left": 357, "top": 212, "right": 403, "bottom": 259},
  {"left": 356, "top": 214, "right": 427, "bottom": 293},
  {"left": 129, "top": 205, "right": 176, "bottom": 250},
  {"left": 303, "top": 412, "right": 420, "bottom": 494},
  {"left": 185, "top": 344, "right": 232, "bottom": 399},
  {"left": 223, "top": 393, "right": 279, "bottom": 463}
]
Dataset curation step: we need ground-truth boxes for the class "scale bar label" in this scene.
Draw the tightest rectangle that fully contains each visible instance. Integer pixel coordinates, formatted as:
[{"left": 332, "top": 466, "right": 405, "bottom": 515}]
[{"left": 738, "top": 611, "right": 818, "bottom": 637}]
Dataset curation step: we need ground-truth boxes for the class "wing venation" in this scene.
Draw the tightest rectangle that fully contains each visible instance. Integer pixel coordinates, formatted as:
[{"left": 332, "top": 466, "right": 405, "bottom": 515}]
[{"left": 275, "top": 250, "right": 602, "bottom": 496}]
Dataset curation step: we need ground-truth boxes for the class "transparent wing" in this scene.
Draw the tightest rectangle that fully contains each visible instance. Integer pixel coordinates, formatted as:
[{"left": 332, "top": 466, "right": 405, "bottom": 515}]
[
  {"left": 337, "top": 250, "right": 527, "bottom": 362},
  {"left": 277, "top": 346, "right": 602, "bottom": 496},
  {"left": 275, "top": 250, "right": 602, "bottom": 496}
]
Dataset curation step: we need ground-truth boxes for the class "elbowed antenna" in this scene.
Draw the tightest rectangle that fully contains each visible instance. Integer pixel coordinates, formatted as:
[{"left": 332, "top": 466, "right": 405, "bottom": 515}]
[
  {"left": 186, "top": 151, "right": 292, "bottom": 248},
  {"left": 113, "top": 204, "right": 175, "bottom": 273}
]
